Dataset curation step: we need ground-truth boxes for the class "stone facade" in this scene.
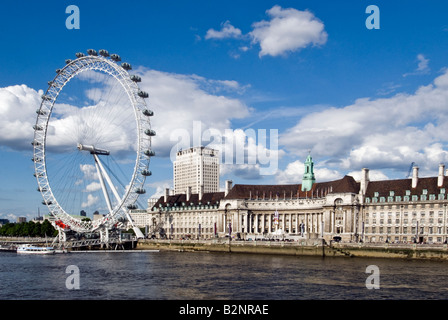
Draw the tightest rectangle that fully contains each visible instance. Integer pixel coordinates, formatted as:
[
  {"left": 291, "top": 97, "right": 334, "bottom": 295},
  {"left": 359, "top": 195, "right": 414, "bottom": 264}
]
[{"left": 141, "top": 157, "right": 448, "bottom": 244}]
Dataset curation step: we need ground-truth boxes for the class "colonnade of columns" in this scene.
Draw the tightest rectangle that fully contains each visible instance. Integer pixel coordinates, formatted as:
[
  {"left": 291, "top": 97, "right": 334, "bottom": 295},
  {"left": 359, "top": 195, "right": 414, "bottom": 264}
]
[{"left": 222, "top": 211, "right": 325, "bottom": 238}]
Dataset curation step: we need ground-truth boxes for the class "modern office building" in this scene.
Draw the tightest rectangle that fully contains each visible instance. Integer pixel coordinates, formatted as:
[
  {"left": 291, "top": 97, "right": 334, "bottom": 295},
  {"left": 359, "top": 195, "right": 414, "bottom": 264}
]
[{"left": 173, "top": 146, "right": 219, "bottom": 195}]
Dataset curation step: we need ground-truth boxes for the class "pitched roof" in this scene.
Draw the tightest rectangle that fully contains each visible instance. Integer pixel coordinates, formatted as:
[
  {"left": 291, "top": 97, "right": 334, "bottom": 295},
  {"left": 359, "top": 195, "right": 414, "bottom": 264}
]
[
  {"left": 151, "top": 174, "right": 447, "bottom": 210},
  {"left": 224, "top": 175, "right": 360, "bottom": 200},
  {"left": 152, "top": 192, "right": 225, "bottom": 209},
  {"left": 365, "top": 176, "right": 447, "bottom": 198}
]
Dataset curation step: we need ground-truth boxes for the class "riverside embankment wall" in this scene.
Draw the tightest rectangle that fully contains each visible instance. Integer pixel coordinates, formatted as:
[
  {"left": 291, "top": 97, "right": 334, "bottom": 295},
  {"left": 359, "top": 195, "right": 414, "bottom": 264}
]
[{"left": 137, "top": 240, "right": 448, "bottom": 261}]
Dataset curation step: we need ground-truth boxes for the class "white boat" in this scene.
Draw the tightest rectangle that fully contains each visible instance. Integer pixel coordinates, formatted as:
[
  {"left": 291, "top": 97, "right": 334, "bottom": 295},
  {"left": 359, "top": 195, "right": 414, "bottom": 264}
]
[{"left": 17, "top": 244, "right": 55, "bottom": 255}]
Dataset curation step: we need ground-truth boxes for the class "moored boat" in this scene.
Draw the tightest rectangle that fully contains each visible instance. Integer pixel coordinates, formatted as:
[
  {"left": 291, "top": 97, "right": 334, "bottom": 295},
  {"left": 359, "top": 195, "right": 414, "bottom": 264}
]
[
  {"left": 17, "top": 244, "right": 55, "bottom": 255},
  {"left": 0, "top": 245, "right": 16, "bottom": 252}
]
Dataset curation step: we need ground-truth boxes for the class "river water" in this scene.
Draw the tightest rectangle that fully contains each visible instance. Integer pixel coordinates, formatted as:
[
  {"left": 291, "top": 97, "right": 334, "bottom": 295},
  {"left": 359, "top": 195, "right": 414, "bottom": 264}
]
[{"left": 0, "top": 250, "right": 447, "bottom": 301}]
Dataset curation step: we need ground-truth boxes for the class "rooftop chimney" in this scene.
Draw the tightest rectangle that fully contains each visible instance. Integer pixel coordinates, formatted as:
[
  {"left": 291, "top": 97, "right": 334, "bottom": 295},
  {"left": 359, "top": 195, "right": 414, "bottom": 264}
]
[
  {"left": 164, "top": 188, "right": 170, "bottom": 203},
  {"left": 360, "top": 168, "right": 370, "bottom": 196},
  {"left": 225, "top": 180, "right": 233, "bottom": 197},
  {"left": 439, "top": 163, "right": 445, "bottom": 187},
  {"left": 199, "top": 185, "right": 204, "bottom": 201},
  {"left": 186, "top": 186, "right": 192, "bottom": 202},
  {"left": 412, "top": 166, "right": 419, "bottom": 188}
]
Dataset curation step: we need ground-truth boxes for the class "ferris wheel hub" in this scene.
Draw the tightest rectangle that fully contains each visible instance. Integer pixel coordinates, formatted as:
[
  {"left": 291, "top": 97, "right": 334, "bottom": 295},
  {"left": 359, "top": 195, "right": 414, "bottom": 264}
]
[{"left": 77, "top": 143, "right": 110, "bottom": 156}]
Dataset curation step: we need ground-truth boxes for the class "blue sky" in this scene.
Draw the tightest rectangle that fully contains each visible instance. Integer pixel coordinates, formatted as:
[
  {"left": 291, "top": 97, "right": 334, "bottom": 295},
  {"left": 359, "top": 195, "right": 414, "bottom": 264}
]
[{"left": 1, "top": 0, "right": 448, "bottom": 221}]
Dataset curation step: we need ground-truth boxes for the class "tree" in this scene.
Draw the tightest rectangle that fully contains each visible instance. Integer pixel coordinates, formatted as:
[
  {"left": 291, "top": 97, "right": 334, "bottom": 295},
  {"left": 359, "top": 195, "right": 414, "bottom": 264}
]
[
  {"left": 0, "top": 220, "right": 57, "bottom": 237},
  {"left": 41, "top": 220, "right": 57, "bottom": 237}
]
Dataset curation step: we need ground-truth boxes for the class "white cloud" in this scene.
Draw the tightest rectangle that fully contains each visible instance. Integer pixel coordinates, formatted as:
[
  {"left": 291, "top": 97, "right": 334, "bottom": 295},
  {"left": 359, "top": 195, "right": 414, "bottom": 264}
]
[
  {"left": 0, "top": 68, "right": 251, "bottom": 161},
  {"left": 85, "top": 182, "right": 102, "bottom": 192},
  {"left": 0, "top": 85, "right": 43, "bottom": 150},
  {"left": 347, "top": 169, "right": 389, "bottom": 182},
  {"left": 136, "top": 67, "right": 251, "bottom": 157},
  {"left": 417, "top": 54, "right": 430, "bottom": 72},
  {"left": 81, "top": 194, "right": 99, "bottom": 208},
  {"left": 205, "top": 20, "right": 243, "bottom": 40},
  {"left": 146, "top": 179, "right": 172, "bottom": 199},
  {"left": 280, "top": 69, "right": 448, "bottom": 177},
  {"left": 213, "top": 128, "right": 285, "bottom": 179},
  {"left": 275, "top": 160, "right": 341, "bottom": 185},
  {"left": 250, "top": 5, "right": 327, "bottom": 57},
  {"left": 204, "top": 6, "right": 327, "bottom": 58},
  {"left": 79, "top": 164, "right": 98, "bottom": 181},
  {"left": 403, "top": 54, "right": 430, "bottom": 77}
]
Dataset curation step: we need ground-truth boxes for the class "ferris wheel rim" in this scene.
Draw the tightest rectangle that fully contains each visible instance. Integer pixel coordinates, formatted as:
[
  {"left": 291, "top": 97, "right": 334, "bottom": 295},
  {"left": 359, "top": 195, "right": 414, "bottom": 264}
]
[{"left": 33, "top": 50, "right": 154, "bottom": 233}]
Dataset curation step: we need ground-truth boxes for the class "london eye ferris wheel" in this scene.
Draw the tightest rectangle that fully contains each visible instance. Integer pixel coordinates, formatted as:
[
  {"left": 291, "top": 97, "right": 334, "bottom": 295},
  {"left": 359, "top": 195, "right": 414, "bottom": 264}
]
[{"left": 32, "top": 49, "right": 155, "bottom": 239}]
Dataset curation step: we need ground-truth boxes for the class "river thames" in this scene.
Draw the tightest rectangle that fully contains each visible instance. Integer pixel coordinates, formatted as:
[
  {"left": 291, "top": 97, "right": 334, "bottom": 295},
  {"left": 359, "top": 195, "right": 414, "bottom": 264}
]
[{"left": 1, "top": 250, "right": 447, "bottom": 301}]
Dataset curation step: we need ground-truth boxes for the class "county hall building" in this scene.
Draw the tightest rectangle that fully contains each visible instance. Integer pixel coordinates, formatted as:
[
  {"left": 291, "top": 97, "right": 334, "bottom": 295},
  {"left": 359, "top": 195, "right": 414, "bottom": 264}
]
[{"left": 142, "top": 150, "right": 448, "bottom": 244}]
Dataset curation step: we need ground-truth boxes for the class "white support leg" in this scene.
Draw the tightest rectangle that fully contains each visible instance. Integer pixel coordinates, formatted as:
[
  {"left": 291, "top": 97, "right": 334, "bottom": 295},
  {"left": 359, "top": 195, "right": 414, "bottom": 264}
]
[
  {"left": 93, "top": 154, "right": 144, "bottom": 239},
  {"left": 94, "top": 157, "right": 113, "bottom": 213}
]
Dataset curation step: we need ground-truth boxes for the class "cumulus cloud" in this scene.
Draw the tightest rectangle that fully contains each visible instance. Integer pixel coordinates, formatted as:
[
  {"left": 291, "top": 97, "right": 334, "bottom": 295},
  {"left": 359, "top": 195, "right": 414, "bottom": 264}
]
[
  {"left": 0, "top": 85, "right": 43, "bottom": 150},
  {"left": 0, "top": 68, "right": 252, "bottom": 158},
  {"left": 212, "top": 128, "right": 285, "bottom": 178},
  {"left": 205, "top": 20, "right": 243, "bottom": 40},
  {"left": 275, "top": 160, "right": 341, "bottom": 185},
  {"left": 82, "top": 194, "right": 99, "bottom": 208},
  {"left": 136, "top": 67, "right": 251, "bottom": 157},
  {"left": 0, "top": 65, "right": 282, "bottom": 183},
  {"left": 146, "top": 179, "right": 173, "bottom": 200},
  {"left": 403, "top": 54, "right": 430, "bottom": 77},
  {"left": 250, "top": 5, "right": 327, "bottom": 57},
  {"left": 347, "top": 169, "right": 389, "bottom": 182},
  {"left": 280, "top": 69, "right": 448, "bottom": 177},
  {"left": 204, "top": 5, "right": 327, "bottom": 58},
  {"left": 85, "top": 182, "right": 102, "bottom": 192}
]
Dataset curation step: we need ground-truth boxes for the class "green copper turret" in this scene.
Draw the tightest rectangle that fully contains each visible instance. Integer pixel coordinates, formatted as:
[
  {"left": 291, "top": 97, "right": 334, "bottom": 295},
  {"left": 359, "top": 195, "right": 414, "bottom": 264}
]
[{"left": 301, "top": 154, "right": 316, "bottom": 192}]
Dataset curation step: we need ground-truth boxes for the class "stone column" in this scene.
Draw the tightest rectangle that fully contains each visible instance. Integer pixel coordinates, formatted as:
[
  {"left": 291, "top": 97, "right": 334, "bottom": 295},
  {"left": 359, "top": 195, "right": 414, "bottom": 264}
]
[
  {"left": 254, "top": 214, "right": 258, "bottom": 234},
  {"left": 295, "top": 213, "right": 299, "bottom": 234}
]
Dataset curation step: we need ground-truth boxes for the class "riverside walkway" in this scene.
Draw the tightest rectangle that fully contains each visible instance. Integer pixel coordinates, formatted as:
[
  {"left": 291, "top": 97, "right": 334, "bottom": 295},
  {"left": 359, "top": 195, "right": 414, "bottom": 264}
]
[{"left": 136, "top": 238, "right": 448, "bottom": 260}]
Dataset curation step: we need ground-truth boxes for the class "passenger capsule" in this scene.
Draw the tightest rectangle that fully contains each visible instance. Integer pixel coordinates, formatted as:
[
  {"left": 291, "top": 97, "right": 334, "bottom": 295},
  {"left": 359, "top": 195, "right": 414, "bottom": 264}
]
[
  {"left": 127, "top": 204, "right": 138, "bottom": 210},
  {"left": 142, "top": 170, "right": 152, "bottom": 177},
  {"left": 122, "top": 62, "right": 132, "bottom": 70},
  {"left": 135, "top": 188, "right": 146, "bottom": 194},
  {"left": 142, "top": 109, "right": 154, "bottom": 117},
  {"left": 145, "top": 129, "right": 156, "bottom": 137},
  {"left": 87, "top": 49, "right": 98, "bottom": 56},
  {"left": 138, "top": 90, "right": 149, "bottom": 98},
  {"left": 55, "top": 69, "right": 62, "bottom": 74},
  {"left": 130, "top": 75, "right": 141, "bottom": 82},
  {"left": 36, "top": 109, "right": 47, "bottom": 115},
  {"left": 65, "top": 59, "right": 72, "bottom": 64},
  {"left": 76, "top": 52, "right": 86, "bottom": 58},
  {"left": 99, "top": 49, "right": 109, "bottom": 57},
  {"left": 42, "top": 200, "right": 52, "bottom": 205},
  {"left": 144, "top": 150, "right": 156, "bottom": 157},
  {"left": 110, "top": 54, "right": 121, "bottom": 62},
  {"left": 41, "top": 94, "right": 51, "bottom": 101},
  {"left": 31, "top": 141, "right": 41, "bottom": 146},
  {"left": 33, "top": 125, "right": 43, "bottom": 131}
]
